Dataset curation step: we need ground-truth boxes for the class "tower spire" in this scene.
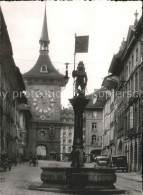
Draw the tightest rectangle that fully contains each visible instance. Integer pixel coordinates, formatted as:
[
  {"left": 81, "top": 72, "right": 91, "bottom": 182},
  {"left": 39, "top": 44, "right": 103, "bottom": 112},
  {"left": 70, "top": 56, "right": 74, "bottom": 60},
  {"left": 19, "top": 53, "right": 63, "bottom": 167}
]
[{"left": 39, "top": 3, "right": 50, "bottom": 52}]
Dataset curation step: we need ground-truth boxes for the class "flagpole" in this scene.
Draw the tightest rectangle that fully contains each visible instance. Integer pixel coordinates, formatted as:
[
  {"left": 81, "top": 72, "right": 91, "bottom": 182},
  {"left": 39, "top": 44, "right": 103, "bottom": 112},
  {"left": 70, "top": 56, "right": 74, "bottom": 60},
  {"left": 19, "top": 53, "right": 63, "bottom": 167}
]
[{"left": 73, "top": 33, "right": 76, "bottom": 97}]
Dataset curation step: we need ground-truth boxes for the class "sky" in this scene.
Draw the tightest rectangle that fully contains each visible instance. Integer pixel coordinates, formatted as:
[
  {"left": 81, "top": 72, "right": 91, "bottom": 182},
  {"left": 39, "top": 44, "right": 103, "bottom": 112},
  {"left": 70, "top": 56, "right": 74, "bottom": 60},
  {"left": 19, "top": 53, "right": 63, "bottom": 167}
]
[{"left": 1, "top": 1, "right": 142, "bottom": 107}]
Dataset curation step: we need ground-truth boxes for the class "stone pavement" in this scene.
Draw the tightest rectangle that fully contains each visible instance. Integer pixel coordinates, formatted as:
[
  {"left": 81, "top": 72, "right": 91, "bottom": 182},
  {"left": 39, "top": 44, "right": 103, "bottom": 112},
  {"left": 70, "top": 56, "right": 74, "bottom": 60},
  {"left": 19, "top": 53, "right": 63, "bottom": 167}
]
[
  {"left": 115, "top": 172, "right": 142, "bottom": 195},
  {"left": 0, "top": 161, "right": 77, "bottom": 195}
]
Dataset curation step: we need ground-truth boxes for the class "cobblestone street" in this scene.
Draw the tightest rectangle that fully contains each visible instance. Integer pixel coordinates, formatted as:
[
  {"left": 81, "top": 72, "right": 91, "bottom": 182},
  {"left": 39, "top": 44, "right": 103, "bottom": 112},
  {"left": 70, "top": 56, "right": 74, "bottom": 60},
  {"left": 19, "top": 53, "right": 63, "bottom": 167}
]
[
  {"left": 0, "top": 161, "right": 142, "bottom": 195},
  {"left": 115, "top": 172, "right": 142, "bottom": 195}
]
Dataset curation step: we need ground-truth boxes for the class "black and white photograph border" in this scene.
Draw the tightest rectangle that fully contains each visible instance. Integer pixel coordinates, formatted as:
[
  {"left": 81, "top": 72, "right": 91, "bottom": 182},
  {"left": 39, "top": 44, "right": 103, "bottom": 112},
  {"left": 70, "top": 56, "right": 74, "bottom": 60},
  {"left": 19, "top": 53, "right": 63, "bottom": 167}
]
[{"left": 0, "top": 1, "right": 142, "bottom": 195}]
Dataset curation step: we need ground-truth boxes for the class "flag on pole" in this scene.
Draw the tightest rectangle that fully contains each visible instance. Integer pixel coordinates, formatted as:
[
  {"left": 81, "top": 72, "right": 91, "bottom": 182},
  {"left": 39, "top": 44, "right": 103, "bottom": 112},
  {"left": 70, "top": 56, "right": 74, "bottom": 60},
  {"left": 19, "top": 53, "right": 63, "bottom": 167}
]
[{"left": 75, "top": 36, "right": 89, "bottom": 53}]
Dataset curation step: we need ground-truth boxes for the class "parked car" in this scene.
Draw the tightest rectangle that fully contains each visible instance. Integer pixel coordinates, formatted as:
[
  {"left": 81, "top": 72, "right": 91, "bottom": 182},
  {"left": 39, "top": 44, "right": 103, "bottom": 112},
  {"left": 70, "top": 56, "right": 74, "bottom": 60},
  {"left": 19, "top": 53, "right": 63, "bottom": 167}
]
[
  {"left": 94, "top": 156, "right": 111, "bottom": 167},
  {"left": 111, "top": 155, "right": 128, "bottom": 172}
]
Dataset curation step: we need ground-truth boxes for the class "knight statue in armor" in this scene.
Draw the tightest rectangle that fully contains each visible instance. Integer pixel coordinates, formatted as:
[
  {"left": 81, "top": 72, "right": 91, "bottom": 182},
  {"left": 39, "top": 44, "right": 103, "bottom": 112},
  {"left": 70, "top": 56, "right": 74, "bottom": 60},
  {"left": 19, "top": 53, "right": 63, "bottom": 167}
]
[{"left": 72, "top": 61, "right": 87, "bottom": 96}]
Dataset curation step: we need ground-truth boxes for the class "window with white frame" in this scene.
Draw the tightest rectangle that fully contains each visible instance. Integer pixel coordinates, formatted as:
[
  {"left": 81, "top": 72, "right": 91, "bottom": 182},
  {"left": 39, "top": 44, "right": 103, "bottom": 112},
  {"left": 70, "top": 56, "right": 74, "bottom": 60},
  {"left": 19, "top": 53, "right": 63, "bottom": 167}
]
[
  {"left": 130, "top": 106, "right": 133, "bottom": 129},
  {"left": 92, "top": 122, "right": 97, "bottom": 131},
  {"left": 93, "top": 96, "right": 97, "bottom": 104},
  {"left": 69, "top": 132, "right": 72, "bottom": 138},
  {"left": 63, "top": 139, "right": 66, "bottom": 144},
  {"left": 91, "top": 135, "right": 96, "bottom": 144},
  {"left": 63, "top": 132, "right": 66, "bottom": 137},
  {"left": 92, "top": 111, "right": 97, "bottom": 119},
  {"left": 69, "top": 139, "right": 72, "bottom": 144}
]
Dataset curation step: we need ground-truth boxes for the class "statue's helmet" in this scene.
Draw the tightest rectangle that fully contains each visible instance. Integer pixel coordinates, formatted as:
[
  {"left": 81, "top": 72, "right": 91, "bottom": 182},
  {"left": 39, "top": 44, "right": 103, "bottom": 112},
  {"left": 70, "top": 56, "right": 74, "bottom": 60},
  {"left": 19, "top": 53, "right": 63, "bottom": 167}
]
[{"left": 78, "top": 61, "right": 84, "bottom": 70}]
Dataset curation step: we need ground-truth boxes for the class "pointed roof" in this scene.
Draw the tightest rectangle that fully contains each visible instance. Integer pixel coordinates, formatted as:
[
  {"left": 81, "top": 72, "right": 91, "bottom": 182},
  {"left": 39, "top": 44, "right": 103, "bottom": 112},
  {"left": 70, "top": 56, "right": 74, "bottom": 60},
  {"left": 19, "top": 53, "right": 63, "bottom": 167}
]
[
  {"left": 108, "top": 15, "right": 142, "bottom": 76},
  {"left": 23, "top": 6, "right": 65, "bottom": 81},
  {"left": 0, "top": 6, "right": 13, "bottom": 56},
  {"left": 0, "top": 6, "right": 25, "bottom": 91},
  {"left": 39, "top": 7, "right": 49, "bottom": 43},
  {"left": 23, "top": 52, "right": 64, "bottom": 79}
]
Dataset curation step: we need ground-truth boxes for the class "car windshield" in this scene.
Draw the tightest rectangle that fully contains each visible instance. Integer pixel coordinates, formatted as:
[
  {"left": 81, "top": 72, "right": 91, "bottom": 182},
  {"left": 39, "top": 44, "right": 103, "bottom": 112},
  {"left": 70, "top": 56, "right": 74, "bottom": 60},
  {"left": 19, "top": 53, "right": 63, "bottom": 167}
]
[{"left": 97, "top": 157, "right": 109, "bottom": 161}]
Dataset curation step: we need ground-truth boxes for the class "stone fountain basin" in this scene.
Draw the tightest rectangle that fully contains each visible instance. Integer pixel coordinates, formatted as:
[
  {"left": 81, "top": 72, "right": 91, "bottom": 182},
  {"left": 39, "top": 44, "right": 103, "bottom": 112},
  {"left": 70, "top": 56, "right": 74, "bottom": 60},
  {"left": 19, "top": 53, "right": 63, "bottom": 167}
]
[
  {"left": 41, "top": 167, "right": 116, "bottom": 189},
  {"left": 29, "top": 167, "right": 126, "bottom": 194}
]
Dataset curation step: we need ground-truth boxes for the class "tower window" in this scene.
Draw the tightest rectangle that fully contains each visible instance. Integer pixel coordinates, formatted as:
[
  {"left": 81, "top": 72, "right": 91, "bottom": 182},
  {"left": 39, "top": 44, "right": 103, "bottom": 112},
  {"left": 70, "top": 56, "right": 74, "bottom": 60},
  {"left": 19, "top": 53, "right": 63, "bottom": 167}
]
[{"left": 40, "top": 65, "right": 48, "bottom": 73}]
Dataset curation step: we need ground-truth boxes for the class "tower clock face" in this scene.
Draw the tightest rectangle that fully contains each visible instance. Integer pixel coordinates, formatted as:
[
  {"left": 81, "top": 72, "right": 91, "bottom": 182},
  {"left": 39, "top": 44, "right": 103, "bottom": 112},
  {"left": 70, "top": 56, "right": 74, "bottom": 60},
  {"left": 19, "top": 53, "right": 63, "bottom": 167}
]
[{"left": 32, "top": 90, "right": 55, "bottom": 119}]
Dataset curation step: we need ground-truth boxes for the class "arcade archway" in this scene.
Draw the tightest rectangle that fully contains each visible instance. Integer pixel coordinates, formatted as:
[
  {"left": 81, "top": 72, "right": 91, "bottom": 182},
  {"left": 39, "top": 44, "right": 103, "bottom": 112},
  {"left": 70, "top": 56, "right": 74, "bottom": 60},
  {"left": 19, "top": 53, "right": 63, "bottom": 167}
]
[{"left": 36, "top": 145, "right": 47, "bottom": 160}]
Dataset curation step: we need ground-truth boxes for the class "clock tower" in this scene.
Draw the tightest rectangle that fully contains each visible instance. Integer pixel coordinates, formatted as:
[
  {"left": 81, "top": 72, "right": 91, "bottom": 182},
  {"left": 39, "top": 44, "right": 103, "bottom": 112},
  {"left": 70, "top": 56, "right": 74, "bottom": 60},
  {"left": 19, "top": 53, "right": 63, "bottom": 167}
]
[{"left": 23, "top": 7, "right": 67, "bottom": 160}]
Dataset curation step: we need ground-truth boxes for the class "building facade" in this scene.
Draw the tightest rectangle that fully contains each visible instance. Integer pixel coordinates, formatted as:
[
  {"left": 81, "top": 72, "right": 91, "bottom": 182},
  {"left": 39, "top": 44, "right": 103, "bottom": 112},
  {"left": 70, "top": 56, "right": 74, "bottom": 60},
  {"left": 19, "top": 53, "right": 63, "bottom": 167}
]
[
  {"left": 101, "top": 80, "right": 118, "bottom": 157},
  {"left": 0, "top": 7, "right": 30, "bottom": 160},
  {"left": 18, "top": 96, "right": 32, "bottom": 158},
  {"left": 103, "top": 13, "right": 142, "bottom": 172},
  {"left": 60, "top": 108, "right": 74, "bottom": 161},
  {"left": 23, "top": 8, "right": 67, "bottom": 160},
  {"left": 84, "top": 89, "right": 104, "bottom": 162}
]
